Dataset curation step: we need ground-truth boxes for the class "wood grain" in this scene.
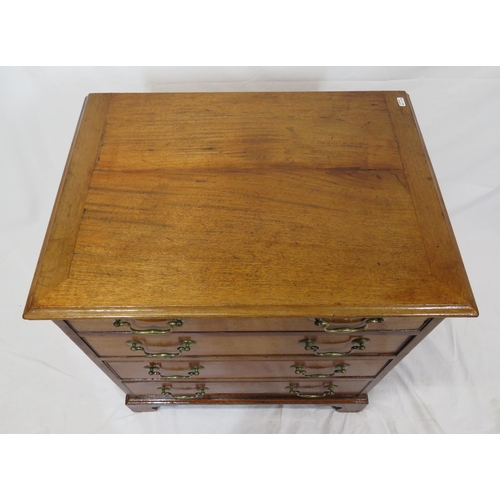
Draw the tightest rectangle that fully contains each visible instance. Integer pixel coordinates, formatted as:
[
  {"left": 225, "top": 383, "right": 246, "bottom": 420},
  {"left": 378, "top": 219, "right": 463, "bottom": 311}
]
[
  {"left": 24, "top": 94, "right": 111, "bottom": 318},
  {"left": 101, "top": 92, "right": 403, "bottom": 171},
  {"left": 125, "top": 393, "right": 369, "bottom": 411},
  {"left": 69, "top": 316, "right": 428, "bottom": 333},
  {"left": 108, "top": 357, "right": 388, "bottom": 379},
  {"left": 80, "top": 331, "right": 412, "bottom": 357},
  {"left": 54, "top": 320, "right": 134, "bottom": 396},
  {"left": 24, "top": 92, "right": 477, "bottom": 319},
  {"left": 359, "top": 317, "right": 444, "bottom": 395},
  {"left": 24, "top": 91, "right": 478, "bottom": 412},
  {"left": 385, "top": 92, "right": 477, "bottom": 314},
  {"left": 124, "top": 379, "right": 368, "bottom": 397}
]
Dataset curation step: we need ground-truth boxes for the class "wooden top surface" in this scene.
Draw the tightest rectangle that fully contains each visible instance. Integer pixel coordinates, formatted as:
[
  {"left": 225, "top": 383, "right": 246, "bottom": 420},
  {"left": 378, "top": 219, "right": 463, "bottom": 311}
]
[{"left": 24, "top": 92, "right": 478, "bottom": 319}]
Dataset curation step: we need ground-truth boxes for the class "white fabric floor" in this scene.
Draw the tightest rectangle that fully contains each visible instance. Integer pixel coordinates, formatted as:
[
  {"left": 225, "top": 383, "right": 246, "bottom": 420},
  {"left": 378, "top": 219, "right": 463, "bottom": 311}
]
[{"left": 1, "top": 66, "right": 498, "bottom": 433}]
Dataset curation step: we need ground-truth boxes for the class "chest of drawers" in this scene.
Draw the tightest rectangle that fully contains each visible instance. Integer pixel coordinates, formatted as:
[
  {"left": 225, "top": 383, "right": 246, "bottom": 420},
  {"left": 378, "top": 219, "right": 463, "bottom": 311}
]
[{"left": 23, "top": 91, "right": 478, "bottom": 412}]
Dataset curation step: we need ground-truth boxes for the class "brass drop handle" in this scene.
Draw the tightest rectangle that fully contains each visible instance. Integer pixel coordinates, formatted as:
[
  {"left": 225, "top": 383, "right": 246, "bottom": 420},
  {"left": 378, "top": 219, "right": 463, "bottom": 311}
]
[
  {"left": 126, "top": 339, "right": 195, "bottom": 358},
  {"left": 314, "top": 317, "right": 384, "bottom": 333},
  {"left": 291, "top": 363, "right": 348, "bottom": 377},
  {"left": 286, "top": 384, "right": 337, "bottom": 398},
  {"left": 146, "top": 364, "right": 204, "bottom": 379},
  {"left": 159, "top": 386, "right": 207, "bottom": 399},
  {"left": 114, "top": 319, "right": 183, "bottom": 334},
  {"left": 299, "top": 338, "right": 369, "bottom": 356}
]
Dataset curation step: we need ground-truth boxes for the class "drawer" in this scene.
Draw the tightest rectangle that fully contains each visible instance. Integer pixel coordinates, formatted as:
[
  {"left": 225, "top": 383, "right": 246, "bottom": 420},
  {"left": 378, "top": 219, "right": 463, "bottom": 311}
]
[
  {"left": 68, "top": 316, "right": 428, "bottom": 333},
  {"left": 82, "top": 331, "right": 412, "bottom": 357},
  {"left": 108, "top": 358, "right": 389, "bottom": 380},
  {"left": 125, "top": 380, "right": 369, "bottom": 398}
]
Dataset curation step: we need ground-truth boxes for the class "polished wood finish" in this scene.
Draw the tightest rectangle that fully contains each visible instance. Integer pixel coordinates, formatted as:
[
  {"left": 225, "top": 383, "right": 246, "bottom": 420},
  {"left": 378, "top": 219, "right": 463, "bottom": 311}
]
[
  {"left": 24, "top": 91, "right": 477, "bottom": 320},
  {"left": 24, "top": 92, "right": 478, "bottom": 412},
  {"left": 54, "top": 320, "right": 134, "bottom": 396},
  {"left": 108, "top": 358, "right": 388, "bottom": 379},
  {"left": 125, "top": 394, "right": 370, "bottom": 412},
  {"left": 69, "top": 316, "right": 427, "bottom": 333},
  {"left": 80, "top": 331, "right": 413, "bottom": 357},
  {"left": 386, "top": 95, "right": 476, "bottom": 311},
  {"left": 125, "top": 379, "right": 369, "bottom": 397},
  {"left": 24, "top": 95, "right": 111, "bottom": 317}
]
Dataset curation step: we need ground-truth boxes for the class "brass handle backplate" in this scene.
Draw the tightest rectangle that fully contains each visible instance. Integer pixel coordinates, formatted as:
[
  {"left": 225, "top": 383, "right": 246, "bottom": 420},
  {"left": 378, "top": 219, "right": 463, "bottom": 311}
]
[
  {"left": 146, "top": 364, "right": 204, "bottom": 379},
  {"left": 291, "top": 363, "right": 348, "bottom": 377},
  {"left": 299, "top": 338, "right": 369, "bottom": 356},
  {"left": 114, "top": 319, "right": 183, "bottom": 334},
  {"left": 314, "top": 317, "right": 384, "bottom": 333},
  {"left": 126, "top": 339, "right": 195, "bottom": 358},
  {"left": 159, "top": 386, "right": 207, "bottom": 399},
  {"left": 286, "top": 384, "right": 337, "bottom": 398}
]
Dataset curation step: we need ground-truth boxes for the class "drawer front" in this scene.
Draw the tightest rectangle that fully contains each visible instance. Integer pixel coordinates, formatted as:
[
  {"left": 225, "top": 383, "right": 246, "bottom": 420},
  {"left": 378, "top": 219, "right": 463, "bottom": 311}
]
[
  {"left": 108, "top": 358, "right": 389, "bottom": 380},
  {"left": 82, "top": 331, "right": 412, "bottom": 357},
  {"left": 125, "top": 380, "right": 368, "bottom": 397},
  {"left": 69, "top": 316, "right": 428, "bottom": 333}
]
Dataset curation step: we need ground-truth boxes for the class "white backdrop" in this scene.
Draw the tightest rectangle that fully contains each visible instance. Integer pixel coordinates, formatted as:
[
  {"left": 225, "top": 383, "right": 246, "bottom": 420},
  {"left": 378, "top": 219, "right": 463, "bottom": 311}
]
[{"left": 1, "top": 66, "right": 498, "bottom": 433}]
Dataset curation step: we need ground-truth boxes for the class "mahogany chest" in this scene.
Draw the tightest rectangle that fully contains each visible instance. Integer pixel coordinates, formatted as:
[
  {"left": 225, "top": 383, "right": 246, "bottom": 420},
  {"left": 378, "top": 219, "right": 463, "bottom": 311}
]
[{"left": 24, "top": 92, "right": 478, "bottom": 412}]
